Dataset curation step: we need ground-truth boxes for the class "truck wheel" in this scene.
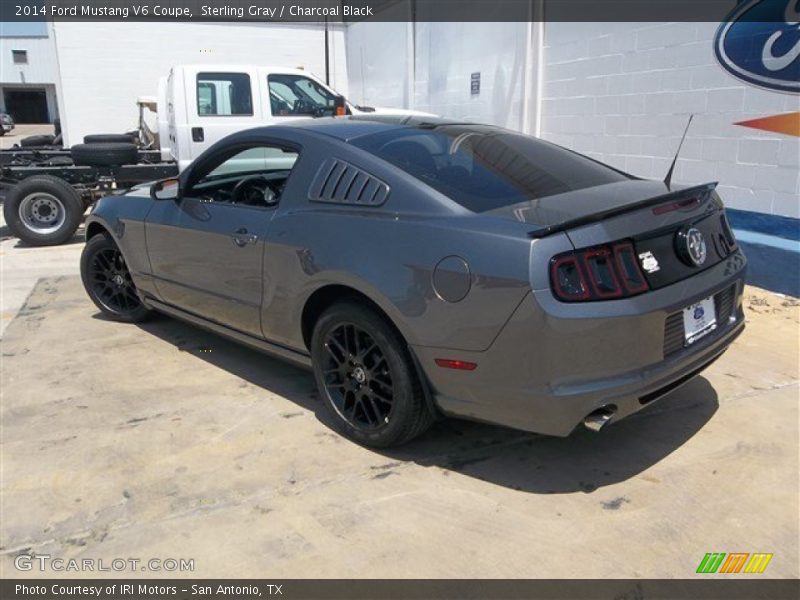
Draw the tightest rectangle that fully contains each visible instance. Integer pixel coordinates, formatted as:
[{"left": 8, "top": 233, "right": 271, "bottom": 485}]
[
  {"left": 83, "top": 133, "right": 136, "bottom": 144},
  {"left": 71, "top": 142, "right": 138, "bottom": 167},
  {"left": 20, "top": 134, "right": 56, "bottom": 147},
  {"left": 3, "top": 176, "right": 85, "bottom": 246}
]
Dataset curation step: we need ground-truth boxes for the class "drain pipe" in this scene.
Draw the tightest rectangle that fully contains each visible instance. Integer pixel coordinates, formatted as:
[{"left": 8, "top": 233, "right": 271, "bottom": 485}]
[{"left": 583, "top": 407, "right": 616, "bottom": 432}]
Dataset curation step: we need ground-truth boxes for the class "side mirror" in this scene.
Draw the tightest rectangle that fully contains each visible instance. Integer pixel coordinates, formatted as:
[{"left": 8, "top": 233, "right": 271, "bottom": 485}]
[
  {"left": 333, "top": 95, "right": 347, "bottom": 117},
  {"left": 151, "top": 177, "right": 180, "bottom": 200}
]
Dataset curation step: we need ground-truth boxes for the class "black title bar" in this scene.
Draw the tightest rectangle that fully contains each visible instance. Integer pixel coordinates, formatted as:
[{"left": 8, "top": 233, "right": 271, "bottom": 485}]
[
  {"left": 0, "top": 0, "right": 790, "bottom": 23},
  {"left": 3, "top": 579, "right": 800, "bottom": 600}
]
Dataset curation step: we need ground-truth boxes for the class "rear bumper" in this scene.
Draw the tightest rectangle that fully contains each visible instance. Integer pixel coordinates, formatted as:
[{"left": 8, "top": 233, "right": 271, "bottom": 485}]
[{"left": 413, "top": 250, "right": 747, "bottom": 436}]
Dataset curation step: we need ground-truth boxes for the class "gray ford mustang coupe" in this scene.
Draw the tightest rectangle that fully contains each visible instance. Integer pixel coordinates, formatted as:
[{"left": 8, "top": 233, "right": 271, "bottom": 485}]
[{"left": 80, "top": 116, "right": 746, "bottom": 447}]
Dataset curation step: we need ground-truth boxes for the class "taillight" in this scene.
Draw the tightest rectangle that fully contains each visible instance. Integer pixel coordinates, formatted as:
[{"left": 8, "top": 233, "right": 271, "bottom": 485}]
[{"left": 550, "top": 241, "right": 649, "bottom": 302}]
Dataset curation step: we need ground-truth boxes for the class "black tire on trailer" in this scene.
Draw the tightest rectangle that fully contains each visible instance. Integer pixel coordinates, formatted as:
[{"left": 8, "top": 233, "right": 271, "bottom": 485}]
[
  {"left": 83, "top": 133, "right": 136, "bottom": 144},
  {"left": 3, "top": 175, "right": 85, "bottom": 246},
  {"left": 70, "top": 142, "right": 138, "bottom": 167},
  {"left": 20, "top": 134, "right": 56, "bottom": 147}
]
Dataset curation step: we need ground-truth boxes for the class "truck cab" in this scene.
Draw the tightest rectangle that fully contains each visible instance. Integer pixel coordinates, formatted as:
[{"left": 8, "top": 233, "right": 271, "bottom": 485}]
[{"left": 163, "top": 64, "right": 429, "bottom": 170}]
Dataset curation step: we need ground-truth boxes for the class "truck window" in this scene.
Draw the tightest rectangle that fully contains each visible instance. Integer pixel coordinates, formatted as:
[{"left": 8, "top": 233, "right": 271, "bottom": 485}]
[
  {"left": 267, "top": 74, "right": 336, "bottom": 117},
  {"left": 196, "top": 72, "right": 253, "bottom": 116}
]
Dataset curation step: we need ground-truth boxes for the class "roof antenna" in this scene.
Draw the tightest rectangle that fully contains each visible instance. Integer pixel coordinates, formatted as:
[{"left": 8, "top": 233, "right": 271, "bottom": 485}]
[{"left": 664, "top": 114, "right": 693, "bottom": 189}]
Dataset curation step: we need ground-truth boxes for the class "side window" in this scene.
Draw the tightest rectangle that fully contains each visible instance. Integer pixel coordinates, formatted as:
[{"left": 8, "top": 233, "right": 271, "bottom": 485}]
[
  {"left": 208, "top": 146, "right": 298, "bottom": 178},
  {"left": 267, "top": 74, "right": 336, "bottom": 117},
  {"left": 189, "top": 144, "right": 300, "bottom": 209},
  {"left": 196, "top": 72, "right": 253, "bottom": 116}
]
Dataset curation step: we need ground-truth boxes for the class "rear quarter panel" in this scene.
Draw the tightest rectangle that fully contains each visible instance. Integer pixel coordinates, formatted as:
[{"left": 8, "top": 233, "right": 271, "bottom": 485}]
[{"left": 260, "top": 132, "right": 535, "bottom": 352}]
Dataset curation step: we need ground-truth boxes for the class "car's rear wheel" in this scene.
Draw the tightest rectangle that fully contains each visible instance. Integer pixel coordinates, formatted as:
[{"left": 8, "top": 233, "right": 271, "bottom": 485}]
[
  {"left": 311, "top": 302, "right": 434, "bottom": 447},
  {"left": 80, "top": 234, "right": 152, "bottom": 323}
]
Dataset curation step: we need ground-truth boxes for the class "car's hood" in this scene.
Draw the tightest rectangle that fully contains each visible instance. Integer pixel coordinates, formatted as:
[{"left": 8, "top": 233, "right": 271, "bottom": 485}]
[{"left": 484, "top": 179, "right": 713, "bottom": 230}]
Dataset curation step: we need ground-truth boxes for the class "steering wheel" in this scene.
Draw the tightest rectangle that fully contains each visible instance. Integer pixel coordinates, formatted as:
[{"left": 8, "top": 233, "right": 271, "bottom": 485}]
[
  {"left": 293, "top": 98, "right": 322, "bottom": 116},
  {"left": 231, "top": 175, "right": 281, "bottom": 207}
]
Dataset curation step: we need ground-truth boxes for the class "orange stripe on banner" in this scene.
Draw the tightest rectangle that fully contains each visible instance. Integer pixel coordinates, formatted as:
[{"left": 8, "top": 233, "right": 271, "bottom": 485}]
[
  {"left": 732, "top": 553, "right": 748, "bottom": 573},
  {"left": 735, "top": 112, "right": 800, "bottom": 137},
  {"left": 719, "top": 554, "right": 736, "bottom": 573}
]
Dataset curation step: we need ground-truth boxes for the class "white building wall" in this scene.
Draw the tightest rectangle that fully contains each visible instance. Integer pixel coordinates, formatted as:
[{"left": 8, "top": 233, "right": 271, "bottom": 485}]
[
  {"left": 50, "top": 21, "right": 348, "bottom": 146},
  {"left": 346, "top": 20, "right": 411, "bottom": 109},
  {"left": 0, "top": 33, "right": 58, "bottom": 85},
  {"left": 540, "top": 22, "right": 800, "bottom": 219},
  {"left": 413, "top": 22, "right": 530, "bottom": 130},
  {"left": 347, "top": 19, "right": 533, "bottom": 130}
]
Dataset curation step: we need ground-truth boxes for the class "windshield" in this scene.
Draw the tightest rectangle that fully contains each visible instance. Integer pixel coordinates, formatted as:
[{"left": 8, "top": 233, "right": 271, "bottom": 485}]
[
  {"left": 268, "top": 74, "right": 338, "bottom": 117},
  {"left": 350, "top": 125, "right": 632, "bottom": 212}
]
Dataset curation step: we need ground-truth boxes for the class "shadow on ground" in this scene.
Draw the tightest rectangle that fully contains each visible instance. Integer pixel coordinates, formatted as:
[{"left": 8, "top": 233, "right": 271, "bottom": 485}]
[
  {"left": 0, "top": 222, "right": 86, "bottom": 246},
  {"left": 135, "top": 312, "right": 719, "bottom": 495}
]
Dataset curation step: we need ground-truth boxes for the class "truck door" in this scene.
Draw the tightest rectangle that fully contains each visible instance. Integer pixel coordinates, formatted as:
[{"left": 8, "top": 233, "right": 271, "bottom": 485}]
[{"left": 182, "top": 67, "right": 263, "bottom": 169}]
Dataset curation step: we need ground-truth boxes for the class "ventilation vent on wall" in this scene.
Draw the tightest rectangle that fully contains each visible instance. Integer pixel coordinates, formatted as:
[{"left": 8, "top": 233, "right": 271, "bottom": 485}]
[{"left": 309, "top": 158, "right": 390, "bottom": 206}]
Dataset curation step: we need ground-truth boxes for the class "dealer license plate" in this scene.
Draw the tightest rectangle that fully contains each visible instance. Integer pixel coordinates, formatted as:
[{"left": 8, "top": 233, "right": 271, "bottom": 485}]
[{"left": 682, "top": 296, "right": 717, "bottom": 346}]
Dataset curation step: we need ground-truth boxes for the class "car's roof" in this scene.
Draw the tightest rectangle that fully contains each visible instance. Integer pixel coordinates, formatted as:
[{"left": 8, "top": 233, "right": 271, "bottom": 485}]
[{"left": 272, "top": 115, "right": 481, "bottom": 142}]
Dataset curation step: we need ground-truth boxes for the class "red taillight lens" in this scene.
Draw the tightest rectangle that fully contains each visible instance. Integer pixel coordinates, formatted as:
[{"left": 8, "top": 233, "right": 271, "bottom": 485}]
[
  {"left": 551, "top": 255, "right": 590, "bottom": 301},
  {"left": 613, "top": 242, "right": 649, "bottom": 294},
  {"left": 550, "top": 241, "right": 650, "bottom": 302},
  {"left": 434, "top": 358, "right": 478, "bottom": 370}
]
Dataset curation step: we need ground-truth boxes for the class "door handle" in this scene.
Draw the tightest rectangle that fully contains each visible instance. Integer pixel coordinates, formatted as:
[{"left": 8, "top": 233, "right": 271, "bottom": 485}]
[
  {"left": 191, "top": 127, "right": 204, "bottom": 142},
  {"left": 231, "top": 228, "right": 258, "bottom": 247}
]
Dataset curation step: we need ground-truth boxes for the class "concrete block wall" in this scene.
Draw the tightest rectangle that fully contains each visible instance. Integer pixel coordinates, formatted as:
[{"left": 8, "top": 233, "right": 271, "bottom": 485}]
[{"left": 541, "top": 22, "right": 799, "bottom": 219}]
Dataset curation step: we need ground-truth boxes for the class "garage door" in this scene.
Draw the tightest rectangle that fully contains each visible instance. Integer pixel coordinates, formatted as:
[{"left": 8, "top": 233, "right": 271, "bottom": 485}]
[{"left": 4, "top": 89, "right": 49, "bottom": 123}]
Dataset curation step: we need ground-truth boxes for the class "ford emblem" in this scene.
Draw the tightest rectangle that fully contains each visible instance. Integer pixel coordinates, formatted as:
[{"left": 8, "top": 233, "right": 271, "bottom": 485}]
[
  {"left": 714, "top": 0, "right": 800, "bottom": 93},
  {"left": 676, "top": 227, "right": 708, "bottom": 267}
]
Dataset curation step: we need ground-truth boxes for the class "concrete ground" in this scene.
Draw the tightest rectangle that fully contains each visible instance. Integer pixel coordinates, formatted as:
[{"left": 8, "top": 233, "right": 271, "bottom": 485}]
[
  {"left": 0, "top": 234, "right": 798, "bottom": 579},
  {"left": 0, "top": 123, "right": 56, "bottom": 150}
]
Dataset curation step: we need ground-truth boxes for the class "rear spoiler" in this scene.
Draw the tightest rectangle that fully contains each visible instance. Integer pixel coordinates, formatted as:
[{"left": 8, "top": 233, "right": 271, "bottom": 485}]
[{"left": 528, "top": 182, "right": 718, "bottom": 239}]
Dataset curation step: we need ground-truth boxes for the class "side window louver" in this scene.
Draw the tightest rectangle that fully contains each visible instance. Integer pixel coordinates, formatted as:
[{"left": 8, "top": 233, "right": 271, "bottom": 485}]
[{"left": 309, "top": 158, "right": 390, "bottom": 206}]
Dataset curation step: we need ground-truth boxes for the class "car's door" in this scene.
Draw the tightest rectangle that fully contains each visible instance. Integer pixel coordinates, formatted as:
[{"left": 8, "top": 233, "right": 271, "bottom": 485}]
[{"left": 145, "top": 143, "right": 299, "bottom": 337}]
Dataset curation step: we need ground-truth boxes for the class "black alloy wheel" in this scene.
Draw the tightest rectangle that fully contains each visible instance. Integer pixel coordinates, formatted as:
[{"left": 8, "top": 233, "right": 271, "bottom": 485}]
[
  {"left": 80, "top": 234, "right": 151, "bottom": 322},
  {"left": 311, "top": 302, "right": 434, "bottom": 447},
  {"left": 322, "top": 322, "right": 394, "bottom": 430}
]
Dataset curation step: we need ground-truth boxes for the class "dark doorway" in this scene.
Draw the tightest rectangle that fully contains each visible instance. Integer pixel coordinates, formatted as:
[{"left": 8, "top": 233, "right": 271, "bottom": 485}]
[{"left": 4, "top": 89, "right": 49, "bottom": 123}]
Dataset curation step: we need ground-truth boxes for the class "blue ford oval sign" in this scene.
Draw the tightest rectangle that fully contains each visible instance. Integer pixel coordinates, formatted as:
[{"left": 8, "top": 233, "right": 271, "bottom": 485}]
[{"left": 714, "top": 0, "right": 800, "bottom": 93}]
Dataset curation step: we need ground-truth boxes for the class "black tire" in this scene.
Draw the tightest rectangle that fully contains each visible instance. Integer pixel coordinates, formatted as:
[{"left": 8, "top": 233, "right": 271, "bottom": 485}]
[
  {"left": 80, "top": 233, "right": 152, "bottom": 323},
  {"left": 71, "top": 142, "right": 138, "bottom": 167},
  {"left": 53, "top": 118, "right": 61, "bottom": 136},
  {"left": 20, "top": 134, "right": 55, "bottom": 147},
  {"left": 311, "top": 301, "right": 434, "bottom": 447},
  {"left": 83, "top": 133, "right": 136, "bottom": 145},
  {"left": 3, "top": 175, "right": 85, "bottom": 246}
]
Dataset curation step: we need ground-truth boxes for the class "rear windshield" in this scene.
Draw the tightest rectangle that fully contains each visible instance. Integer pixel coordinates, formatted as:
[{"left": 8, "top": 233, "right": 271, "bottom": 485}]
[{"left": 350, "top": 125, "right": 631, "bottom": 212}]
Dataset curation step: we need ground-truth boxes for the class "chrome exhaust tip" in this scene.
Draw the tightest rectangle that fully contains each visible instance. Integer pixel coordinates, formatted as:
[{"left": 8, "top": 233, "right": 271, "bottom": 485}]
[{"left": 583, "top": 407, "right": 616, "bottom": 432}]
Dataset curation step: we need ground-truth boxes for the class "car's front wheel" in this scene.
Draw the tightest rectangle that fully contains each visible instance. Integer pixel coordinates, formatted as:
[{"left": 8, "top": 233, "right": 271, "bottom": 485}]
[
  {"left": 311, "top": 302, "right": 434, "bottom": 447},
  {"left": 80, "top": 233, "right": 152, "bottom": 323}
]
